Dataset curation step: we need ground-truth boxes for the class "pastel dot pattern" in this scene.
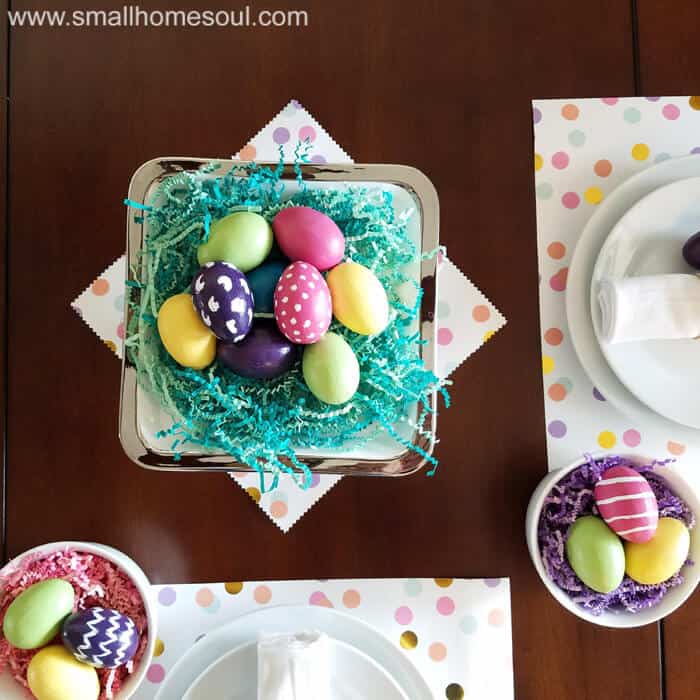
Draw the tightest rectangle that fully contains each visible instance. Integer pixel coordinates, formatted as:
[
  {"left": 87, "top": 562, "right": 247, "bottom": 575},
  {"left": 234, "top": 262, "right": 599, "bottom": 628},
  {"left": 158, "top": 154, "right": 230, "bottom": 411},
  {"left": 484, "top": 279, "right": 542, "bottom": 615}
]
[
  {"left": 534, "top": 96, "right": 700, "bottom": 491},
  {"left": 146, "top": 578, "right": 512, "bottom": 697},
  {"left": 273, "top": 262, "right": 331, "bottom": 344},
  {"left": 395, "top": 606, "right": 414, "bottom": 624}
]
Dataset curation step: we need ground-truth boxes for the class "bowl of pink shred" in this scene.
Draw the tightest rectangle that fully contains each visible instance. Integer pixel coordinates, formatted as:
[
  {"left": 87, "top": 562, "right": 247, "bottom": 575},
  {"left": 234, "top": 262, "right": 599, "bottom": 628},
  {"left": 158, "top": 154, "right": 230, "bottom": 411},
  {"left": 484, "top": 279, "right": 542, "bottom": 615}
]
[{"left": 0, "top": 542, "right": 156, "bottom": 699}]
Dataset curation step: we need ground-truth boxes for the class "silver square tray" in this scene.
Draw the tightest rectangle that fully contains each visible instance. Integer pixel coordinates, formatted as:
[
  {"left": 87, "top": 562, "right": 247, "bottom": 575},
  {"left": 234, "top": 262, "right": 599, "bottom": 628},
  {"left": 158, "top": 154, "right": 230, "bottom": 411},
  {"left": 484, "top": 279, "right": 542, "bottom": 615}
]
[{"left": 119, "top": 158, "right": 439, "bottom": 476}]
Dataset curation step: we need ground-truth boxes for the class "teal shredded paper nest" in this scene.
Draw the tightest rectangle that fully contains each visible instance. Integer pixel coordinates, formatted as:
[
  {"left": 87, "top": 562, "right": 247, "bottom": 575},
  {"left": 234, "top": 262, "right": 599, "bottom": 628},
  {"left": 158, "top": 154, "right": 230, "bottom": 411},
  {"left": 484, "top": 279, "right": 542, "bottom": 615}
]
[{"left": 125, "top": 160, "right": 448, "bottom": 491}]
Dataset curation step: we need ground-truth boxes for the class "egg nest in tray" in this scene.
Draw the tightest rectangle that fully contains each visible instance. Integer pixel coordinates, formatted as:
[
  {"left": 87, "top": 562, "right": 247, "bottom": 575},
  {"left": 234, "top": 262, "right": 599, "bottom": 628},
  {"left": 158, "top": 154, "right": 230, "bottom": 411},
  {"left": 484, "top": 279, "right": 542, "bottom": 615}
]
[{"left": 126, "top": 161, "right": 447, "bottom": 490}]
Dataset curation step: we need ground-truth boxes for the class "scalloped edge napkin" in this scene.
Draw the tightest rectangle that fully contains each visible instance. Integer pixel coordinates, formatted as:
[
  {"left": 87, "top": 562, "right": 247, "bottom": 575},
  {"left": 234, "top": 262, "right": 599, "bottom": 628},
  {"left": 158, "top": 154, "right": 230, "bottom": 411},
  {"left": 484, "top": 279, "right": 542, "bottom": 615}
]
[{"left": 72, "top": 100, "right": 506, "bottom": 531}]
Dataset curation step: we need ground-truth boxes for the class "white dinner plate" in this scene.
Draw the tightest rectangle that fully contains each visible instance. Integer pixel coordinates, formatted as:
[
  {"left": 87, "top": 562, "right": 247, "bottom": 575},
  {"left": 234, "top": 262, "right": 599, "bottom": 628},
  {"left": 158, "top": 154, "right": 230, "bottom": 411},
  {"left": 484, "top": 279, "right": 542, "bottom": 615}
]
[
  {"left": 567, "top": 154, "right": 700, "bottom": 441},
  {"left": 183, "top": 638, "right": 408, "bottom": 700},
  {"left": 591, "top": 176, "right": 700, "bottom": 428},
  {"left": 155, "top": 605, "right": 432, "bottom": 700}
]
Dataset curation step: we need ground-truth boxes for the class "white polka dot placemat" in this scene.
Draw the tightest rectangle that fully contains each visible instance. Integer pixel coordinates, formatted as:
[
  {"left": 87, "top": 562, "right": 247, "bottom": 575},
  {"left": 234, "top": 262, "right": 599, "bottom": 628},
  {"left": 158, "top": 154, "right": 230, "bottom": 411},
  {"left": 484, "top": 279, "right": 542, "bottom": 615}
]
[
  {"left": 534, "top": 96, "right": 700, "bottom": 488},
  {"left": 133, "top": 577, "right": 513, "bottom": 700},
  {"left": 73, "top": 100, "right": 506, "bottom": 531}
]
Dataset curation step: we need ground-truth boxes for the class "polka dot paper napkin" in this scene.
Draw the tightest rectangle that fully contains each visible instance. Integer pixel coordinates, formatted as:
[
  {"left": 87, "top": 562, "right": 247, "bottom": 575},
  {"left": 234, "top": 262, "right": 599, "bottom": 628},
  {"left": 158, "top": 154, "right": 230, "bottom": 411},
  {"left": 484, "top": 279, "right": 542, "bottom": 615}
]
[
  {"left": 534, "top": 96, "right": 700, "bottom": 489},
  {"left": 72, "top": 100, "right": 506, "bottom": 531},
  {"left": 133, "top": 577, "right": 513, "bottom": 700}
]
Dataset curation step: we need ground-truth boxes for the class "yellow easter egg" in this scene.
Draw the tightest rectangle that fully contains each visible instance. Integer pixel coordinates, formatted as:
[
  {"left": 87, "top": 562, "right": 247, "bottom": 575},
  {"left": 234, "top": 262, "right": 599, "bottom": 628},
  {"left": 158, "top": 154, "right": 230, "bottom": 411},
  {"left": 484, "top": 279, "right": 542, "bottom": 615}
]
[
  {"left": 625, "top": 517, "right": 690, "bottom": 585},
  {"left": 326, "top": 262, "right": 389, "bottom": 335},
  {"left": 27, "top": 646, "right": 99, "bottom": 700},
  {"left": 157, "top": 293, "right": 217, "bottom": 369}
]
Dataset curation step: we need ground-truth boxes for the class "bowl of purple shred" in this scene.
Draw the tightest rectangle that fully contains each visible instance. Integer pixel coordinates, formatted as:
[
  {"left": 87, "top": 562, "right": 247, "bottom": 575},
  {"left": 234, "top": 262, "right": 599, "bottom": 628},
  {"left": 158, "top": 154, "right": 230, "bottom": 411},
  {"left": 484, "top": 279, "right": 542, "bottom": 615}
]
[{"left": 526, "top": 453, "right": 700, "bottom": 627}]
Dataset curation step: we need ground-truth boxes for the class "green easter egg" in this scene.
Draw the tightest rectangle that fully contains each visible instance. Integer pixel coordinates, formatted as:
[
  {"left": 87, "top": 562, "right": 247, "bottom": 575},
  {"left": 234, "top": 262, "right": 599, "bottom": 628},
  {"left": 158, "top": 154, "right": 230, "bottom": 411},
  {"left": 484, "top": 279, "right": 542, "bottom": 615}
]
[
  {"left": 197, "top": 212, "right": 273, "bottom": 272},
  {"left": 565, "top": 515, "right": 625, "bottom": 594},
  {"left": 3, "top": 579, "right": 75, "bottom": 649},
  {"left": 302, "top": 332, "right": 360, "bottom": 405}
]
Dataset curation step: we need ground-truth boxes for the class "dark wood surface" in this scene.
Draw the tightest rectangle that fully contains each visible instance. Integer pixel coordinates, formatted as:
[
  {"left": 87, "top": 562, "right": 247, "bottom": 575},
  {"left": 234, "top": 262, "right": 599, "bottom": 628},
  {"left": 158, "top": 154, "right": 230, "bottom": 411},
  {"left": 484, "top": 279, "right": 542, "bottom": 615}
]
[
  {"left": 3, "top": 0, "right": 695, "bottom": 697},
  {"left": 1, "top": 0, "right": 7, "bottom": 557}
]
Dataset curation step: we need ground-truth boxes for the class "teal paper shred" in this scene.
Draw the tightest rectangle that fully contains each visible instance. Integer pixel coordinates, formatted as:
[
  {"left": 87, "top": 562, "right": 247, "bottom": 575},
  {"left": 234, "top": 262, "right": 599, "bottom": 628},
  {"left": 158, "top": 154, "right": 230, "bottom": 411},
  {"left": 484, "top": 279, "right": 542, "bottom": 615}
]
[{"left": 125, "top": 158, "right": 448, "bottom": 492}]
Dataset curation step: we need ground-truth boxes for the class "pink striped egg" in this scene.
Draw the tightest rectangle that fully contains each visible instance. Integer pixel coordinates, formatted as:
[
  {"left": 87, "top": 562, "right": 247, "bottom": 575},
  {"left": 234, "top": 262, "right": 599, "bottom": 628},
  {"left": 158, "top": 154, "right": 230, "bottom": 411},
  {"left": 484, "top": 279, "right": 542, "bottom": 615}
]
[
  {"left": 593, "top": 466, "right": 658, "bottom": 543},
  {"left": 273, "top": 261, "right": 332, "bottom": 345}
]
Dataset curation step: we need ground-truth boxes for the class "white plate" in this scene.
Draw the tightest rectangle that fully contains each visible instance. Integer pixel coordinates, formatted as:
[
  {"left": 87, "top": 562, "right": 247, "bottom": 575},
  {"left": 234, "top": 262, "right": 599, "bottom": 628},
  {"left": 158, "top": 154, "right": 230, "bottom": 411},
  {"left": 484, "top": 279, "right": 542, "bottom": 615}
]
[
  {"left": 183, "top": 638, "right": 408, "bottom": 700},
  {"left": 155, "top": 605, "right": 432, "bottom": 700},
  {"left": 567, "top": 154, "right": 700, "bottom": 441},
  {"left": 591, "top": 177, "right": 700, "bottom": 428}
]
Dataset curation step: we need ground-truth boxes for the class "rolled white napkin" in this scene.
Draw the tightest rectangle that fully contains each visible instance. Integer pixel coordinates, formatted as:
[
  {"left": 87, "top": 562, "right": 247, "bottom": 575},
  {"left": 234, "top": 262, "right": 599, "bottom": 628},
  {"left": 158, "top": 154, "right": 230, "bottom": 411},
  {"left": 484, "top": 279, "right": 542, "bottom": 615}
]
[
  {"left": 257, "top": 630, "right": 330, "bottom": 700},
  {"left": 598, "top": 274, "right": 700, "bottom": 343}
]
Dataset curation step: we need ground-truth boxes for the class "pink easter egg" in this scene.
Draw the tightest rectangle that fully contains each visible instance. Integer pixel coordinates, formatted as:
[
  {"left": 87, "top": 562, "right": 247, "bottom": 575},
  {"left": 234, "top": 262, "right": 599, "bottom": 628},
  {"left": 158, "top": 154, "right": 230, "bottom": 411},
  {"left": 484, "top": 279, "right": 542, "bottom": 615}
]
[
  {"left": 593, "top": 465, "right": 659, "bottom": 543},
  {"left": 272, "top": 207, "right": 345, "bottom": 272},
  {"left": 273, "top": 261, "right": 332, "bottom": 345}
]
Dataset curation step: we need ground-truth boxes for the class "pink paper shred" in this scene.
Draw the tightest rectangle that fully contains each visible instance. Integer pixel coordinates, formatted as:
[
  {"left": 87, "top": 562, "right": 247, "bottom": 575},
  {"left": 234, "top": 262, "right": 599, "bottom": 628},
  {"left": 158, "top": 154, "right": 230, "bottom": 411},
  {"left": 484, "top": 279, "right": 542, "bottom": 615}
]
[{"left": 0, "top": 548, "right": 148, "bottom": 699}]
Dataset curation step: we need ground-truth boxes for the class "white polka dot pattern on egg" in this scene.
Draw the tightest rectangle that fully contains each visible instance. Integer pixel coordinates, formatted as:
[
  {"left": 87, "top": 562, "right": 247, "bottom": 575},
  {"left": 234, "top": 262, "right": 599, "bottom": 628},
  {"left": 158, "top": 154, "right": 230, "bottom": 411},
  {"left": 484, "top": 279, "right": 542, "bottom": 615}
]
[
  {"left": 273, "top": 261, "right": 332, "bottom": 345},
  {"left": 217, "top": 275, "right": 233, "bottom": 292},
  {"left": 191, "top": 261, "right": 254, "bottom": 342}
]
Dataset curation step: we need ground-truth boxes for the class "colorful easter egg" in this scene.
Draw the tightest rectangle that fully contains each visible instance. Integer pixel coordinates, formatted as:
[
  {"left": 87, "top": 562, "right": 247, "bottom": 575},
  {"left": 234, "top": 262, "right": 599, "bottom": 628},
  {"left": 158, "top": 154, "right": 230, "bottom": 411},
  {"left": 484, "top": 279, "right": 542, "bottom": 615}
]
[
  {"left": 62, "top": 607, "right": 139, "bottom": 669},
  {"left": 191, "top": 262, "right": 254, "bottom": 342},
  {"left": 28, "top": 645, "right": 99, "bottom": 700},
  {"left": 197, "top": 211, "right": 273, "bottom": 272},
  {"left": 594, "top": 466, "right": 658, "bottom": 543},
  {"left": 302, "top": 332, "right": 360, "bottom": 405},
  {"left": 272, "top": 206, "right": 345, "bottom": 271},
  {"left": 326, "top": 261, "right": 389, "bottom": 335},
  {"left": 3, "top": 579, "right": 74, "bottom": 650},
  {"left": 218, "top": 320, "right": 299, "bottom": 379},
  {"left": 274, "top": 262, "right": 332, "bottom": 344},
  {"left": 565, "top": 515, "right": 625, "bottom": 593},
  {"left": 625, "top": 517, "right": 691, "bottom": 585},
  {"left": 157, "top": 293, "right": 217, "bottom": 369},
  {"left": 682, "top": 231, "right": 700, "bottom": 270},
  {"left": 248, "top": 261, "right": 287, "bottom": 314}
]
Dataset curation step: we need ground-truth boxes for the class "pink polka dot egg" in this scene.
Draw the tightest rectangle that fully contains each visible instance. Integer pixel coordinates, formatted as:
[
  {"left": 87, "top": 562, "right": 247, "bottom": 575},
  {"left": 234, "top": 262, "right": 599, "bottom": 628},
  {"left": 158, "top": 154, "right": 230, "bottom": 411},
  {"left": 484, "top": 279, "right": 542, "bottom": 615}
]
[{"left": 274, "top": 261, "right": 332, "bottom": 344}]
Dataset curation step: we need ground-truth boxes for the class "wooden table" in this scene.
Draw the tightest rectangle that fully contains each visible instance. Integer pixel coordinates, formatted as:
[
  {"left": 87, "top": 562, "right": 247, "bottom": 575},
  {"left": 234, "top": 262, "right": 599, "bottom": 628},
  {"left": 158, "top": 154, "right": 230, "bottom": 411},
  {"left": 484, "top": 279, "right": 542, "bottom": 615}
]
[{"left": 2, "top": 1, "right": 698, "bottom": 697}]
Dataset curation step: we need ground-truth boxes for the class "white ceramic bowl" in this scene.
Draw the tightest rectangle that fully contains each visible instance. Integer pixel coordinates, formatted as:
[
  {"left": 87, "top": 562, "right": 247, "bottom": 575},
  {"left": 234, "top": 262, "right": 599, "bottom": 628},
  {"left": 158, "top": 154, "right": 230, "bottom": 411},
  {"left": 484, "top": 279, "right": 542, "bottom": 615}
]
[
  {"left": 526, "top": 454, "right": 700, "bottom": 628},
  {"left": 0, "top": 541, "right": 157, "bottom": 698}
]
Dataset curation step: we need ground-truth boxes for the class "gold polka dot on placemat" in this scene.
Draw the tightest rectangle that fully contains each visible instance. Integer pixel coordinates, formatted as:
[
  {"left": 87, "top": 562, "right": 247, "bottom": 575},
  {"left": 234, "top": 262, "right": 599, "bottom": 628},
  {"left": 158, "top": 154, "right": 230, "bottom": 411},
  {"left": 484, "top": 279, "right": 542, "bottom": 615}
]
[
  {"left": 434, "top": 578, "right": 453, "bottom": 588},
  {"left": 153, "top": 638, "right": 164, "bottom": 657},
  {"left": 399, "top": 631, "right": 418, "bottom": 649},
  {"left": 690, "top": 96, "right": 700, "bottom": 110},
  {"left": 246, "top": 487, "right": 261, "bottom": 503},
  {"left": 225, "top": 582, "right": 244, "bottom": 595},
  {"left": 445, "top": 683, "right": 465, "bottom": 699}
]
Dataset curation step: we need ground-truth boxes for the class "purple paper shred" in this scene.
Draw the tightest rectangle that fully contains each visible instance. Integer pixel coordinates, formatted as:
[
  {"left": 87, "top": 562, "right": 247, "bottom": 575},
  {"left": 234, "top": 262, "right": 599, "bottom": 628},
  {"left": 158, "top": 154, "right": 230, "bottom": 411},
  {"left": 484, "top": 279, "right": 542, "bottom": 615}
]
[{"left": 538, "top": 454, "right": 695, "bottom": 616}]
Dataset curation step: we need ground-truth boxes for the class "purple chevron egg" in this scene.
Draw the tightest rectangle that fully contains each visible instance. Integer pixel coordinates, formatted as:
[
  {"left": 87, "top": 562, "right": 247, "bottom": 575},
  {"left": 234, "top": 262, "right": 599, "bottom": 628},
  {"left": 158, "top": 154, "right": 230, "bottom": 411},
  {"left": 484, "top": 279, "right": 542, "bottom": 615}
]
[
  {"left": 61, "top": 607, "right": 139, "bottom": 669},
  {"left": 191, "top": 261, "right": 254, "bottom": 342}
]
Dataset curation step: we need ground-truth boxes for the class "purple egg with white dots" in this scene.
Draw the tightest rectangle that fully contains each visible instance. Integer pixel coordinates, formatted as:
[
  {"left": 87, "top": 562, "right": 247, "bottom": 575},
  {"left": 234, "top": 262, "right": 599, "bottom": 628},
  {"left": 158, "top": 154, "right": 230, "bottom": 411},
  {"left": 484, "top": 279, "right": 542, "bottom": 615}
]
[
  {"left": 191, "top": 262, "right": 254, "bottom": 342},
  {"left": 62, "top": 607, "right": 139, "bottom": 669}
]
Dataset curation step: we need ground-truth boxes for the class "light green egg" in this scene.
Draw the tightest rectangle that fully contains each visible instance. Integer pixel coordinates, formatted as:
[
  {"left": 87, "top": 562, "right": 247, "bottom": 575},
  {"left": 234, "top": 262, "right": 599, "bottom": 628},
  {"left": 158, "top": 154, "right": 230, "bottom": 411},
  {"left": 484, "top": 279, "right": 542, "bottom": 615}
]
[
  {"left": 197, "top": 211, "right": 273, "bottom": 272},
  {"left": 565, "top": 515, "right": 625, "bottom": 594},
  {"left": 3, "top": 578, "right": 75, "bottom": 649},
  {"left": 302, "top": 332, "right": 360, "bottom": 405}
]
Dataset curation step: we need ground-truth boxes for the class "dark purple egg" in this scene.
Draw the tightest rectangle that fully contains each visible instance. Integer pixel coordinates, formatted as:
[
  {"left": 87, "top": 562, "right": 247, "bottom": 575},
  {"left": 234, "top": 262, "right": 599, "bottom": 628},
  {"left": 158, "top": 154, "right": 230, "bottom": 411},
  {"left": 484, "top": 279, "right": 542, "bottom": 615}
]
[
  {"left": 217, "top": 319, "right": 299, "bottom": 379},
  {"left": 191, "top": 262, "right": 254, "bottom": 342},
  {"left": 682, "top": 231, "right": 700, "bottom": 270},
  {"left": 62, "top": 607, "right": 139, "bottom": 669}
]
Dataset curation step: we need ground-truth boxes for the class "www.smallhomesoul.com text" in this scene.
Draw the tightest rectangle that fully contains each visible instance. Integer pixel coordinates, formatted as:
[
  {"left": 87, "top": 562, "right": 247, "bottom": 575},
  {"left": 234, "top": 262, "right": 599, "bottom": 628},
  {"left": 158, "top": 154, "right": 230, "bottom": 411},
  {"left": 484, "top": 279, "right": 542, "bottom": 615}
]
[{"left": 7, "top": 5, "right": 309, "bottom": 28}]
